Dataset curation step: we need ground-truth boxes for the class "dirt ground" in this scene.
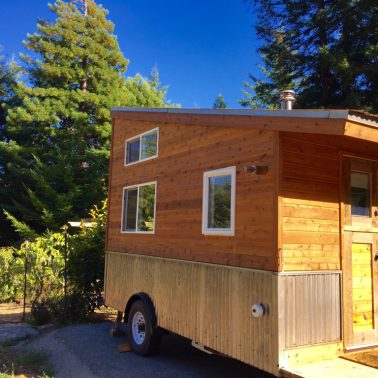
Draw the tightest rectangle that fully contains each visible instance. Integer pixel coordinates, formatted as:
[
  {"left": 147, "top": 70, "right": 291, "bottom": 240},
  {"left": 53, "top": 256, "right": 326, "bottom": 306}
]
[
  {"left": 0, "top": 302, "right": 117, "bottom": 324},
  {"left": 0, "top": 303, "right": 31, "bottom": 324}
]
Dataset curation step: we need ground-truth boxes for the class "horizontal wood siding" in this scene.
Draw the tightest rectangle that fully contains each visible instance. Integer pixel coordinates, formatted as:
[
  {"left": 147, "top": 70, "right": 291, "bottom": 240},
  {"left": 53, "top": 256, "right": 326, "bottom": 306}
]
[
  {"left": 279, "top": 272, "right": 342, "bottom": 349},
  {"left": 280, "top": 133, "right": 378, "bottom": 271},
  {"left": 105, "top": 251, "right": 280, "bottom": 376},
  {"left": 107, "top": 118, "right": 277, "bottom": 270}
]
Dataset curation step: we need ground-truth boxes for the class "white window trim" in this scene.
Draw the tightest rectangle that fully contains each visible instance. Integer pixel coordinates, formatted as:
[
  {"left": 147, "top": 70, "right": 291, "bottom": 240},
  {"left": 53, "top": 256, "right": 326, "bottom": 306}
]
[
  {"left": 202, "top": 166, "right": 236, "bottom": 236},
  {"left": 120, "top": 181, "right": 157, "bottom": 234},
  {"left": 124, "top": 127, "right": 159, "bottom": 167}
]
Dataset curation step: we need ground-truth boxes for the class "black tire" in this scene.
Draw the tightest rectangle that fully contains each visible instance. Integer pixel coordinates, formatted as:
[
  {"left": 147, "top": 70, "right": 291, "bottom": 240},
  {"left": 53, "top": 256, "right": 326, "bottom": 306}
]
[{"left": 127, "top": 300, "right": 161, "bottom": 356}]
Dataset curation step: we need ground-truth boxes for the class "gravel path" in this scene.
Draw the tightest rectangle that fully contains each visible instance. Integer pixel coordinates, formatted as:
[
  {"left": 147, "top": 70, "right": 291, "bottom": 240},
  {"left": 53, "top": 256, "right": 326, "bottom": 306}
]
[{"left": 27, "top": 322, "right": 274, "bottom": 378}]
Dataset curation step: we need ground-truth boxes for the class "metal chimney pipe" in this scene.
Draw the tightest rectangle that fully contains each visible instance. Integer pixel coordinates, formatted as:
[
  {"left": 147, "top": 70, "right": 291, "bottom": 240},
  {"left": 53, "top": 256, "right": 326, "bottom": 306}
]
[{"left": 280, "top": 90, "right": 296, "bottom": 110}]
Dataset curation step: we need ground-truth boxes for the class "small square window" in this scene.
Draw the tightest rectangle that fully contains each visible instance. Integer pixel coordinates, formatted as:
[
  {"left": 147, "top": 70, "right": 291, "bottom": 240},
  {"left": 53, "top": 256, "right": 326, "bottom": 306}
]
[
  {"left": 125, "top": 128, "right": 158, "bottom": 166},
  {"left": 121, "top": 182, "right": 156, "bottom": 233},
  {"left": 202, "top": 167, "right": 236, "bottom": 236}
]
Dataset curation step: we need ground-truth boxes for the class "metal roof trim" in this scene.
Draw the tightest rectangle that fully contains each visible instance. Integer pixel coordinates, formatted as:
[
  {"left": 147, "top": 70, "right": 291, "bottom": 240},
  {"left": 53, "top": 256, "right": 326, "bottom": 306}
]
[{"left": 111, "top": 107, "right": 351, "bottom": 119}]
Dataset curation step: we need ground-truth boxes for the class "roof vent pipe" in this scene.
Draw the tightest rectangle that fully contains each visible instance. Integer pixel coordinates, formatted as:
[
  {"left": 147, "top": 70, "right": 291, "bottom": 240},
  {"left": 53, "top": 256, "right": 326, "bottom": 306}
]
[{"left": 280, "top": 89, "right": 296, "bottom": 110}]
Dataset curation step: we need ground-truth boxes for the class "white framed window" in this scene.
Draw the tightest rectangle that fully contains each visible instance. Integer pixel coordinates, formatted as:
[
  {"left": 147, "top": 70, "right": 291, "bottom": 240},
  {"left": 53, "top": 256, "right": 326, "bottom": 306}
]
[
  {"left": 125, "top": 128, "right": 159, "bottom": 166},
  {"left": 121, "top": 181, "right": 157, "bottom": 234},
  {"left": 202, "top": 166, "right": 236, "bottom": 236}
]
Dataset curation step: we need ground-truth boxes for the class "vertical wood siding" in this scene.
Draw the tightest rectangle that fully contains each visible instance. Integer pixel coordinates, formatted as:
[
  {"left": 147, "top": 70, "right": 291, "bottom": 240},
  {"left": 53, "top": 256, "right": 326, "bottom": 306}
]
[
  {"left": 279, "top": 272, "right": 342, "bottom": 349},
  {"left": 105, "top": 251, "right": 280, "bottom": 376},
  {"left": 352, "top": 243, "right": 374, "bottom": 331}
]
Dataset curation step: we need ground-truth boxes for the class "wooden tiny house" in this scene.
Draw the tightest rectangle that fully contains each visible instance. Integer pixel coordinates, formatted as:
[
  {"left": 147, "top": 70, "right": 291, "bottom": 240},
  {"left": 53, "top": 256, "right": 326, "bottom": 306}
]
[{"left": 104, "top": 108, "right": 378, "bottom": 376}]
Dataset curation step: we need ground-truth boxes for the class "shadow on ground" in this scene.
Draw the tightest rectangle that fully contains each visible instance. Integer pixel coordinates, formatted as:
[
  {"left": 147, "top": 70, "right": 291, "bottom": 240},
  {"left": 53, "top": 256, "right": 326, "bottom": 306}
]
[{"left": 29, "top": 322, "right": 275, "bottom": 378}]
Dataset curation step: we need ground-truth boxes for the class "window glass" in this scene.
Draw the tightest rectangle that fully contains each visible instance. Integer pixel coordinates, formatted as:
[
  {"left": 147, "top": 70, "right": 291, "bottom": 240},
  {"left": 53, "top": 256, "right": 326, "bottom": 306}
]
[
  {"left": 137, "top": 184, "right": 155, "bottom": 231},
  {"left": 125, "top": 129, "right": 158, "bottom": 165},
  {"left": 351, "top": 172, "right": 370, "bottom": 216},
  {"left": 126, "top": 139, "right": 140, "bottom": 164},
  {"left": 141, "top": 132, "right": 158, "bottom": 160},
  {"left": 123, "top": 188, "right": 138, "bottom": 231},
  {"left": 122, "top": 183, "right": 156, "bottom": 233},
  {"left": 208, "top": 175, "right": 231, "bottom": 229}
]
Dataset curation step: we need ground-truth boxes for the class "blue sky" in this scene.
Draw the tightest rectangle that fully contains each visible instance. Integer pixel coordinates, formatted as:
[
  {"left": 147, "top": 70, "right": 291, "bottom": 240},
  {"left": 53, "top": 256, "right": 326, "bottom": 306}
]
[{"left": 0, "top": 0, "right": 259, "bottom": 108}]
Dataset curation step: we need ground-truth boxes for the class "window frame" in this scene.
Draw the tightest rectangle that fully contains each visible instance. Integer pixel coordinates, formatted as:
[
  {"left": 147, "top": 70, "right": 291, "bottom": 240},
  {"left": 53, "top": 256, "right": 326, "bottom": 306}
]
[
  {"left": 350, "top": 169, "right": 372, "bottom": 218},
  {"left": 124, "top": 127, "right": 159, "bottom": 166},
  {"left": 121, "top": 181, "right": 157, "bottom": 234},
  {"left": 202, "top": 166, "right": 236, "bottom": 236}
]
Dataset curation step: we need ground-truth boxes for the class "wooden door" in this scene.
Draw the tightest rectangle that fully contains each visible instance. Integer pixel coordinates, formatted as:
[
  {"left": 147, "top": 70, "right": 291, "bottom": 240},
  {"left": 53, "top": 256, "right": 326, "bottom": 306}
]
[{"left": 342, "top": 156, "right": 378, "bottom": 349}]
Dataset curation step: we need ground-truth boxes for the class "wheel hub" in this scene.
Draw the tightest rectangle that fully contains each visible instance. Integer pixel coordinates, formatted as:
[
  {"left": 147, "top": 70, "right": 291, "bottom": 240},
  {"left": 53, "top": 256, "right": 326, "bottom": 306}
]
[{"left": 131, "top": 311, "right": 146, "bottom": 345}]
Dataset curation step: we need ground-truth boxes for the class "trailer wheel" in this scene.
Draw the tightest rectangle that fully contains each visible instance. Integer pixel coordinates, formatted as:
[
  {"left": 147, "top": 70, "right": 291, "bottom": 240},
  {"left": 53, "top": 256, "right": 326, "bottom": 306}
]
[{"left": 128, "top": 300, "right": 160, "bottom": 356}]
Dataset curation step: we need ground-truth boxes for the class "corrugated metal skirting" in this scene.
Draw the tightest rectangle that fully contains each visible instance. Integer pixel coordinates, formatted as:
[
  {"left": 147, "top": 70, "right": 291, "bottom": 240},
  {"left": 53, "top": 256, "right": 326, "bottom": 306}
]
[{"left": 279, "top": 272, "right": 342, "bottom": 349}]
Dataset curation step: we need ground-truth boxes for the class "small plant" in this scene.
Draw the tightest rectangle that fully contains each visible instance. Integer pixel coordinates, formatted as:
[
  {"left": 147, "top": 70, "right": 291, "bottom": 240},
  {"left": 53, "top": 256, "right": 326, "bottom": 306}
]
[
  {"left": 0, "top": 346, "right": 53, "bottom": 378},
  {"left": 0, "top": 335, "right": 32, "bottom": 348},
  {"left": 31, "top": 301, "right": 51, "bottom": 326}
]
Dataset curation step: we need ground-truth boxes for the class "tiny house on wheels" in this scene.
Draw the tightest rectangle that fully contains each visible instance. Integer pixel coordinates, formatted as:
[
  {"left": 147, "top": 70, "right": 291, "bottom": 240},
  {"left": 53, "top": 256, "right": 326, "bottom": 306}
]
[{"left": 104, "top": 103, "right": 378, "bottom": 376}]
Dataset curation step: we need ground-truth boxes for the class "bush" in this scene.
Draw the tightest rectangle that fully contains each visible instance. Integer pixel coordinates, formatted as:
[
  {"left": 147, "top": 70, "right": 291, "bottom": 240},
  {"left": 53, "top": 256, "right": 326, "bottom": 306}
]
[
  {"left": 47, "top": 293, "right": 92, "bottom": 324},
  {"left": 31, "top": 301, "right": 51, "bottom": 325},
  {"left": 3, "top": 200, "right": 106, "bottom": 323},
  {"left": 0, "top": 247, "right": 24, "bottom": 302},
  {"left": 67, "top": 200, "right": 106, "bottom": 315},
  {"left": 0, "top": 234, "right": 64, "bottom": 305}
]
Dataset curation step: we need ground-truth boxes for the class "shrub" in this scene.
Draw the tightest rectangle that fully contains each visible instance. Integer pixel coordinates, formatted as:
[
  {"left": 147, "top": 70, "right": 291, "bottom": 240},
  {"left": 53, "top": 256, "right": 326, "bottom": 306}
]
[
  {"left": 47, "top": 293, "right": 92, "bottom": 324},
  {"left": 31, "top": 301, "right": 51, "bottom": 325},
  {"left": 0, "top": 247, "right": 24, "bottom": 302}
]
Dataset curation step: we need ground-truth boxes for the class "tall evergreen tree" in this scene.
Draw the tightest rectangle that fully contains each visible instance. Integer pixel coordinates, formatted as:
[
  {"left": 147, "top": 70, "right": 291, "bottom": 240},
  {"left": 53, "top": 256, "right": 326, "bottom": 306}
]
[
  {"left": 241, "top": 0, "right": 378, "bottom": 112},
  {"left": 0, "top": 55, "right": 19, "bottom": 244},
  {"left": 1, "top": 0, "right": 169, "bottom": 238},
  {"left": 213, "top": 93, "right": 227, "bottom": 109}
]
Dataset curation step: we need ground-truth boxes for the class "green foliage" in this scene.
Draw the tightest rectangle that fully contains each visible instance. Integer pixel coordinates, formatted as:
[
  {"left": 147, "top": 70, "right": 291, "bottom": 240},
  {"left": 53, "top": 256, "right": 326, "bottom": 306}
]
[
  {"left": 0, "top": 247, "right": 23, "bottom": 302},
  {"left": 126, "top": 68, "right": 173, "bottom": 108},
  {"left": 3, "top": 211, "right": 37, "bottom": 240},
  {"left": 31, "top": 302, "right": 51, "bottom": 325},
  {"left": 48, "top": 292, "right": 92, "bottom": 324},
  {"left": 0, "top": 0, "right": 171, "bottom": 243},
  {"left": 0, "top": 234, "right": 64, "bottom": 304},
  {"left": 66, "top": 200, "right": 106, "bottom": 316},
  {"left": 0, "top": 57, "right": 19, "bottom": 245},
  {"left": 242, "top": 0, "right": 378, "bottom": 112},
  {"left": 1, "top": 200, "right": 106, "bottom": 322},
  {"left": 0, "top": 347, "right": 53, "bottom": 378},
  {"left": 213, "top": 93, "right": 227, "bottom": 109}
]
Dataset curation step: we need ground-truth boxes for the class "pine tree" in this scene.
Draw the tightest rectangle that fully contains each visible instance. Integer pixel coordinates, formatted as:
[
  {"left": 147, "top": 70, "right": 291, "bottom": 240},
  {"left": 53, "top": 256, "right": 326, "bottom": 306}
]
[
  {"left": 1, "top": 0, "right": 169, "bottom": 237},
  {"left": 0, "top": 56, "right": 19, "bottom": 244},
  {"left": 240, "top": 29, "right": 296, "bottom": 109},
  {"left": 126, "top": 68, "right": 172, "bottom": 108},
  {"left": 213, "top": 94, "right": 227, "bottom": 109},
  {"left": 241, "top": 0, "right": 378, "bottom": 112}
]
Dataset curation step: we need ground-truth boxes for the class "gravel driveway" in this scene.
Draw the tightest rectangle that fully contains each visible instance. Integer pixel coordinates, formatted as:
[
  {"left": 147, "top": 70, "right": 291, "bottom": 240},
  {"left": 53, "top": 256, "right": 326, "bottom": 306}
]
[{"left": 27, "top": 322, "right": 275, "bottom": 378}]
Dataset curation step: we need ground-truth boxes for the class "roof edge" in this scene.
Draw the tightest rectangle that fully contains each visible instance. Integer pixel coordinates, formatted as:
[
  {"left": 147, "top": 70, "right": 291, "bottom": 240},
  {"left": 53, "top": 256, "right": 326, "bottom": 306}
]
[{"left": 111, "top": 107, "right": 350, "bottom": 120}]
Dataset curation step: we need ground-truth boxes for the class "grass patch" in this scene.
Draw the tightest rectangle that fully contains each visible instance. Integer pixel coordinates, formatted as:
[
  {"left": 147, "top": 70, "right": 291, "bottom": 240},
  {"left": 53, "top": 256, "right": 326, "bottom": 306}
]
[
  {"left": 0, "top": 346, "right": 54, "bottom": 378},
  {"left": 0, "top": 335, "right": 32, "bottom": 347},
  {"left": 0, "top": 373, "right": 13, "bottom": 378},
  {"left": 14, "top": 351, "right": 49, "bottom": 367}
]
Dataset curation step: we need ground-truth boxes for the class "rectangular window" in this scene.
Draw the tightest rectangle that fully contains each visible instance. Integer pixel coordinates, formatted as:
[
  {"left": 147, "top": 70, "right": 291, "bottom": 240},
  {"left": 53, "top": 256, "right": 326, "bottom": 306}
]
[
  {"left": 351, "top": 171, "right": 371, "bottom": 216},
  {"left": 202, "top": 167, "right": 235, "bottom": 236},
  {"left": 121, "top": 182, "right": 156, "bottom": 233},
  {"left": 125, "top": 128, "right": 158, "bottom": 165}
]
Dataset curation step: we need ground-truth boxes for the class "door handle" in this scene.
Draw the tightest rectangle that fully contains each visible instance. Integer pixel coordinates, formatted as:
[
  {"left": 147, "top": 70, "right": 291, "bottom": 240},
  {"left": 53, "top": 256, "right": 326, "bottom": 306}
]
[{"left": 375, "top": 253, "right": 378, "bottom": 262}]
